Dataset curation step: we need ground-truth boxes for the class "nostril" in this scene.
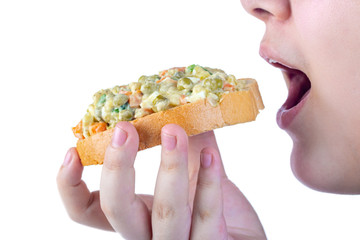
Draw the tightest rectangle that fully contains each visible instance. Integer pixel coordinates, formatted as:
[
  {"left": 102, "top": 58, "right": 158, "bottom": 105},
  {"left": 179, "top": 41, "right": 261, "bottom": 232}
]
[{"left": 253, "top": 8, "right": 273, "bottom": 19}]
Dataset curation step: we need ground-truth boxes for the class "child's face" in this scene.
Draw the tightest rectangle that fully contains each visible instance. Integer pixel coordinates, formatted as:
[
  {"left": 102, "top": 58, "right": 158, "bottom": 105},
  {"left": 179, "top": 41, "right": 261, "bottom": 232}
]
[{"left": 241, "top": 0, "right": 360, "bottom": 193}]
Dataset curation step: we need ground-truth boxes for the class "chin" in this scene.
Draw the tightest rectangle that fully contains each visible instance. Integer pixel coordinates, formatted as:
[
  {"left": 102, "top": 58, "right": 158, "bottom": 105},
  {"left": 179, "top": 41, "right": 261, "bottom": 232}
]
[{"left": 289, "top": 139, "right": 360, "bottom": 195}]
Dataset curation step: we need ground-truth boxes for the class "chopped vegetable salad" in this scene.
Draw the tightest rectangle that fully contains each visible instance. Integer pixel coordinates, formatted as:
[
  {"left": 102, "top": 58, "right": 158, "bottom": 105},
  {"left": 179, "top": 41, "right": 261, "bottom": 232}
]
[{"left": 73, "top": 65, "right": 247, "bottom": 139}]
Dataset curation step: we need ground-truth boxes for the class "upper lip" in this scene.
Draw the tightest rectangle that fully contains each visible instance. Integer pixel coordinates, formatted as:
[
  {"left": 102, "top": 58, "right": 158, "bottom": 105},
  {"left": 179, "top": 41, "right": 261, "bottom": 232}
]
[
  {"left": 259, "top": 43, "right": 312, "bottom": 113},
  {"left": 259, "top": 43, "right": 301, "bottom": 73}
]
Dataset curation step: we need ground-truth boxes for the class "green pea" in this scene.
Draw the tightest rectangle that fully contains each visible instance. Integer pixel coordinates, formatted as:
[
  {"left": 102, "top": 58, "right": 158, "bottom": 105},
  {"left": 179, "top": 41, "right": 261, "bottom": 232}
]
[
  {"left": 202, "top": 77, "right": 223, "bottom": 91},
  {"left": 120, "top": 109, "right": 134, "bottom": 121},
  {"left": 141, "top": 82, "right": 156, "bottom": 94},
  {"left": 152, "top": 95, "right": 166, "bottom": 105},
  {"left": 138, "top": 75, "right": 147, "bottom": 83},
  {"left": 172, "top": 71, "right": 185, "bottom": 80},
  {"left": 215, "top": 78, "right": 223, "bottom": 89},
  {"left": 177, "top": 77, "right": 193, "bottom": 90},
  {"left": 147, "top": 75, "right": 161, "bottom": 82}
]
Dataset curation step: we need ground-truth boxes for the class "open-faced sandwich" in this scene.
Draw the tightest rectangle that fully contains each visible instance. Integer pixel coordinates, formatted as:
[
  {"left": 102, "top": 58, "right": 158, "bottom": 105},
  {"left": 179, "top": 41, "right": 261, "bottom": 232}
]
[{"left": 73, "top": 64, "right": 264, "bottom": 166}]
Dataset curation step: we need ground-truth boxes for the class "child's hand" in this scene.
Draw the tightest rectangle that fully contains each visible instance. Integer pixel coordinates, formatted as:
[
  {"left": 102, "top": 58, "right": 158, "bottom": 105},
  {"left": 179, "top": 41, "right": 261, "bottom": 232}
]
[{"left": 57, "top": 122, "right": 266, "bottom": 239}]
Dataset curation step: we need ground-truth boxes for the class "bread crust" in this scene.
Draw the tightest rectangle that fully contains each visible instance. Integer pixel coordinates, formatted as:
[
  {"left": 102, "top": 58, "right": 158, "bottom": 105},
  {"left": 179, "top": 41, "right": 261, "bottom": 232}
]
[{"left": 76, "top": 79, "right": 264, "bottom": 166}]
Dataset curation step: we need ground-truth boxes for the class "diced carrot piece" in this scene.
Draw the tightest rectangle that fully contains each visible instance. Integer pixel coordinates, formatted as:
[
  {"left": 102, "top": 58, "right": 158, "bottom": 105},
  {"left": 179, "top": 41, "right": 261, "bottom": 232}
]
[
  {"left": 168, "top": 67, "right": 186, "bottom": 72},
  {"left": 159, "top": 70, "right": 168, "bottom": 77},
  {"left": 175, "top": 67, "right": 185, "bottom": 72},
  {"left": 156, "top": 76, "right": 178, "bottom": 84},
  {"left": 119, "top": 90, "right": 132, "bottom": 96},
  {"left": 89, "top": 122, "right": 108, "bottom": 135},
  {"left": 223, "top": 83, "right": 235, "bottom": 91},
  {"left": 159, "top": 67, "right": 185, "bottom": 78},
  {"left": 144, "top": 108, "right": 154, "bottom": 114},
  {"left": 129, "top": 91, "right": 143, "bottom": 108},
  {"left": 180, "top": 95, "right": 187, "bottom": 105},
  {"left": 168, "top": 79, "right": 178, "bottom": 84},
  {"left": 74, "top": 133, "right": 84, "bottom": 139},
  {"left": 72, "top": 120, "right": 85, "bottom": 140},
  {"left": 156, "top": 76, "right": 167, "bottom": 84}
]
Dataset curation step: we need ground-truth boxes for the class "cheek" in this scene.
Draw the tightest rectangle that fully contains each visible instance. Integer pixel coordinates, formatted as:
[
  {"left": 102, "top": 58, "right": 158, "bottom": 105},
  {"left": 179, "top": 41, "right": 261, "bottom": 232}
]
[
  {"left": 295, "top": 1, "right": 360, "bottom": 78},
  {"left": 289, "top": 2, "right": 360, "bottom": 193}
]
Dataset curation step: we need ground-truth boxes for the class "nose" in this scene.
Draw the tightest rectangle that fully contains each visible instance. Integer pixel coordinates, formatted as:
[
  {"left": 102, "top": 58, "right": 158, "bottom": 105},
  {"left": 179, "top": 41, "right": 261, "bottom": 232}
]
[{"left": 240, "top": 0, "right": 291, "bottom": 22}]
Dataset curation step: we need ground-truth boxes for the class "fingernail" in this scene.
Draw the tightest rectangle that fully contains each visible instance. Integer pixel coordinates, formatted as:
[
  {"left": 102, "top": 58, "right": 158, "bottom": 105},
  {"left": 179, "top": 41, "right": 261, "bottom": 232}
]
[
  {"left": 200, "top": 152, "right": 212, "bottom": 168},
  {"left": 161, "top": 132, "right": 177, "bottom": 151},
  {"left": 63, "top": 149, "right": 72, "bottom": 166},
  {"left": 111, "top": 126, "right": 128, "bottom": 148}
]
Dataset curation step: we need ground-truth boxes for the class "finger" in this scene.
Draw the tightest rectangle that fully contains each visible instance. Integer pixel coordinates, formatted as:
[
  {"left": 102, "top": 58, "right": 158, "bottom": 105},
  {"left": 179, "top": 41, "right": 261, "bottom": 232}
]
[
  {"left": 187, "top": 131, "right": 227, "bottom": 205},
  {"left": 188, "top": 131, "right": 227, "bottom": 179},
  {"left": 152, "top": 124, "right": 192, "bottom": 239},
  {"left": 100, "top": 122, "right": 151, "bottom": 239},
  {"left": 56, "top": 148, "right": 113, "bottom": 231},
  {"left": 190, "top": 147, "right": 228, "bottom": 240}
]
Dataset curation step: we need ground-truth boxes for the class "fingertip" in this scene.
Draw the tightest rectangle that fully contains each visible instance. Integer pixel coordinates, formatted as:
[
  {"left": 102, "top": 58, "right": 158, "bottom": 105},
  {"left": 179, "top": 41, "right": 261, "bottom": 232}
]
[
  {"left": 200, "top": 147, "right": 218, "bottom": 164},
  {"left": 200, "top": 151, "right": 213, "bottom": 168},
  {"left": 104, "top": 123, "right": 139, "bottom": 172},
  {"left": 188, "top": 131, "right": 219, "bottom": 160},
  {"left": 62, "top": 148, "right": 80, "bottom": 166},
  {"left": 196, "top": 130, "right": 215, "bottom": 139},
  {"left": 112, "top": 121, "right": 139, "bottom": 148},
  {"left": 161, "top": 131, "right": 177, "bottom": 151},
  {"left": 111, "top": 125, "right": 128, "bottom": 148},
  {"left": 161, "top": 124, "right": 187, "bottom": 136},
  {"left": 161, "top": 124, "right": 188, "bottom": 151},
  {"left": 199, "top": 147, "right": 223, "bottom": 175},
  {"left": 58, "top": 148, "right": 84, "bottom": 187},
  {"left": 115, "top": 121, "right": 137, "bottom": 135}
]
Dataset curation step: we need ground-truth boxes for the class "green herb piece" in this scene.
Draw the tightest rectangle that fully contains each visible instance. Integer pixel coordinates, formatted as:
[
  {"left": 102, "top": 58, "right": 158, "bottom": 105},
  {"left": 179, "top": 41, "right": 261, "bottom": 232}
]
[
  {"left": 201, "top": 66, "right": 212, "bottom": 75},
  {"left": 112, "top": 102, "right": 129, "bottom": 113},
  {"left": 120, "top": 102, "right": 129, "bottom": 110},
  {"left": 97, "top": 94, "right": 107, "bottom": 107},
  {"left": 187, "top": 64, "right": 212, "bottom": 75},
  {"left": 187, "top": 64, "right": 196, "bottom": 72}
]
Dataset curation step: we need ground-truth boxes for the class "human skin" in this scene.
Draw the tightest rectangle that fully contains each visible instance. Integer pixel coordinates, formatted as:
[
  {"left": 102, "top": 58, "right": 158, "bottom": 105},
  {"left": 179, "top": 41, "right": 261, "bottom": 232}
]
[
  {"left": 240, "top": 0, "right": 360, "bottom": 194},
  {"left": 57, "top": 122, "right": 266, "bottom": 239}
]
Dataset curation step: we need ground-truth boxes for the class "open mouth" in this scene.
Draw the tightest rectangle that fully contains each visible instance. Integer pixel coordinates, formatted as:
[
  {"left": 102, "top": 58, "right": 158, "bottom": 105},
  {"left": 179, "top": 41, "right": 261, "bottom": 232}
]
[
  {"left": 267, "top": 60, "right": 312, "bottom": 129},
  {"left": 270, "top": 62, "right": 311, "bottom": 111}
]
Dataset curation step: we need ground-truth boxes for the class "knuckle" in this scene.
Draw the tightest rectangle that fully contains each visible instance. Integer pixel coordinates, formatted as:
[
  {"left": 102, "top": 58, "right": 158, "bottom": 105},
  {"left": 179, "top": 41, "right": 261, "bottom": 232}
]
[
  {"left": 188, "top": 167, "right": 200, "bottom": 184},
  {"left": 196, "top": 209, "right": 212, "bottom": 222},
  {"left": 67, "top": 194, "right": 98, "bottom": 224},
  {"left": 160, "top": 160, "right": 181, "bottom": 173},
  {"left": 104, "top": 158, "right": 123, "bottom": 172},
  {"left": 100, "top": 200, "right": 117, "bottom": 219},
  {"left": 196, "top": 178, "right": 214, "bottom": 189},
  {"left": 154, "top": 202, "right": 175, "bottom": 220},
  {"left": 67, "top": 209, "right": 86, "bottom": 224},
  {"left": 104, "top": 149, "right": 132, "bottom": 172}
]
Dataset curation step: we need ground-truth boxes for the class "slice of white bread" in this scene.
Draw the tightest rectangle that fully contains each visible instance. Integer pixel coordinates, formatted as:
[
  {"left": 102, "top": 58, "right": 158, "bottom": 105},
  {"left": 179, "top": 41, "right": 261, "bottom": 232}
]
[{"left": 76, "top": 78, "right": 264, "bottom": 166}]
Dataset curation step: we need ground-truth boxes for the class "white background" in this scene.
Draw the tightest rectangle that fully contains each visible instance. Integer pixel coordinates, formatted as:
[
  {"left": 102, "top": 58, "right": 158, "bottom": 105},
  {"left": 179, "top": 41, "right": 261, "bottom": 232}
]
[{"left": 1, "top": 0, "right": 360, "bottom": 239}]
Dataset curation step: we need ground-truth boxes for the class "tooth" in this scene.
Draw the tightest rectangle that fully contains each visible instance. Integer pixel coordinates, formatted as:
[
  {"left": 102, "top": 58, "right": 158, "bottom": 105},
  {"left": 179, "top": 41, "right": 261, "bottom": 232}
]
[{"left": 269, "top": 59, "right": 278, "bottom": 64}]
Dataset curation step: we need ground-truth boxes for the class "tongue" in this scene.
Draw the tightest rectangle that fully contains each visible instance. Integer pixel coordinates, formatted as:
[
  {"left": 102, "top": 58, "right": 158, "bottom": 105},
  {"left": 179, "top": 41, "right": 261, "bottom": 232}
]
[{"left": 283, "top": 72, "right": 311, "bottom": 110}]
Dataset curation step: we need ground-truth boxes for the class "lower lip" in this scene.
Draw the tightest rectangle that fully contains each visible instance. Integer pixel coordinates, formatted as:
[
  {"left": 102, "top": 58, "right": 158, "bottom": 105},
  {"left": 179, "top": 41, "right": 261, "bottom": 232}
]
[{"left": 276, "top": 90, "right": 310, "bottom": 129}]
